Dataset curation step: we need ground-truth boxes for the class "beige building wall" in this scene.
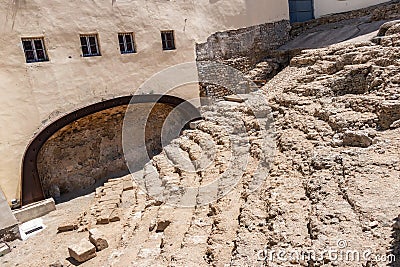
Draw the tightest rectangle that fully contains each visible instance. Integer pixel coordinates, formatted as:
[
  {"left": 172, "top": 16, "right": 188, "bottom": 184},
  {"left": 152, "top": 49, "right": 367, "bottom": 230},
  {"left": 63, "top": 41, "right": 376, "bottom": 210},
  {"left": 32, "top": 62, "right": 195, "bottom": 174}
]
[
  {"left": 314, "top": 0, "right": 391, "bottom": 18},
  {"left": 0, "top": 0, "right": 289, "bottom": 203}
]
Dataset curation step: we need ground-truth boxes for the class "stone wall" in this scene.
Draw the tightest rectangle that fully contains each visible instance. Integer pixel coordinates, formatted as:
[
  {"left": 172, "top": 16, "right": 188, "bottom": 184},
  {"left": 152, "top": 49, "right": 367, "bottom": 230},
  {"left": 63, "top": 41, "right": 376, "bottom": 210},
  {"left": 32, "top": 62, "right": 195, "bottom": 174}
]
[
  {"left": 196, "top": 20, "right": 291, "bottom": 98},
  {"left": 37, "top": 103, "right": 174, "bottom": 200}
]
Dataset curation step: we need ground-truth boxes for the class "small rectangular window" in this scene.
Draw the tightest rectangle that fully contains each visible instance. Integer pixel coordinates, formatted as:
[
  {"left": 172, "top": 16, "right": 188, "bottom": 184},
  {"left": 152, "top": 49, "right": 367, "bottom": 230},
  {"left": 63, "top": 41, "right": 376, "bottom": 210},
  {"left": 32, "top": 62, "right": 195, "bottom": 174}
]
[
  {"left": 118, "top": 33, "right": 136, "bottom": 54},
  {"left": 161, "top": 30, "right": 175, "bottom": 51},
  {"left": 21, "top": 37, "right": 48, "bottom": 63},
  {"left": 80, "top": 34, "right": 101, "bottom": 57}
]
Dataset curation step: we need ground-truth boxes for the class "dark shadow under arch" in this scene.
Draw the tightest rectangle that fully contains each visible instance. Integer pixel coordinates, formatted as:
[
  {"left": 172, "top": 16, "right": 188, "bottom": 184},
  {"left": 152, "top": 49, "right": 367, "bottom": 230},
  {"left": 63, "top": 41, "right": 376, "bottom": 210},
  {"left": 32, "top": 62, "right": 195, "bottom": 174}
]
[{"left": 21, "top": 94, "right": 201, "bottom": 206}]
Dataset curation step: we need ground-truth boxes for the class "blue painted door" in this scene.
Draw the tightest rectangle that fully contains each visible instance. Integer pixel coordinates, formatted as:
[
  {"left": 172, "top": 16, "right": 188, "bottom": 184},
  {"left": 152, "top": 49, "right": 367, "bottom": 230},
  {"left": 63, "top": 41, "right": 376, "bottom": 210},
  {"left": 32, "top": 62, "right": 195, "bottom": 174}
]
[{"left": 289, "top": 0, "right": 314, "bottom": 23}]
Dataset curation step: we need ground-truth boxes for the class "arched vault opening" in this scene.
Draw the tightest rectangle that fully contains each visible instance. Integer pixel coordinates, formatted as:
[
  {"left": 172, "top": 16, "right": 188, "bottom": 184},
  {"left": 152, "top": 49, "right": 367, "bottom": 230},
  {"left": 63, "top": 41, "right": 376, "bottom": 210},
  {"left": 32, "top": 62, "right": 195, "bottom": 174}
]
[{"left": 21, "top": 94, "right": 201, "bottom": 206}]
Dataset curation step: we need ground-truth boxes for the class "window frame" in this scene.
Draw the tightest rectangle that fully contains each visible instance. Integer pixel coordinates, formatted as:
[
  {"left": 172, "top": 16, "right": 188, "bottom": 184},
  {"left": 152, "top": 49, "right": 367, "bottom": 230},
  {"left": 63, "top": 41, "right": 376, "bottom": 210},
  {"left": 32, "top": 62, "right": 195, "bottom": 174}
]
[
  {"left": 161, "top": 30, "right": 176, "bottom": 51},
  {"left": 118, "top": 32, "right": 136, "bottom": 54},
  {"left": 21, "top": 37, "right": 49, "bottom": 63},
  {"left": 80, "top": 34, "right": 101, "bottom": 57}
]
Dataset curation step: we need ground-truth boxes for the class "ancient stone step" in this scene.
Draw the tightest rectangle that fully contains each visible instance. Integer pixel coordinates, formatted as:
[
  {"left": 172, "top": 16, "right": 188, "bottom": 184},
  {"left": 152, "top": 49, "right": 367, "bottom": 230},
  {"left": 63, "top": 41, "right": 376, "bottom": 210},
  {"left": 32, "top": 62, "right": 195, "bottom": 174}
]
[
  {"left": 152, "top": 152, "right": 176, "bottom": 177},
  {"left": 163, "top": 143, "right": 195, "bottom": 172},
  {"left": 185, "top": 130, "right": 217, "bottom": 160}
]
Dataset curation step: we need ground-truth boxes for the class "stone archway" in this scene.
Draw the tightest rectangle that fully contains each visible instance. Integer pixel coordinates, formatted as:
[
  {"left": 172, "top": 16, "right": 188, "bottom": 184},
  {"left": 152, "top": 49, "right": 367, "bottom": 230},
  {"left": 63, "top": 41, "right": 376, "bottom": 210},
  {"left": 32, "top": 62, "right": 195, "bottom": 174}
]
[{"left": 21, "top": 95, "right": 201, "bottom": 206}]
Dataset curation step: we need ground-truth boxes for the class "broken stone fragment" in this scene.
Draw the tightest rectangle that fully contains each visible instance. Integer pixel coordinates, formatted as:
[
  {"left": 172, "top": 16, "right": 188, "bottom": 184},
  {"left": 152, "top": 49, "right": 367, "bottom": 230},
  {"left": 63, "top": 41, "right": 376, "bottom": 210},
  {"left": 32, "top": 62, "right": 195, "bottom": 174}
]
[
  {"left": 342, "top": 130, "right": 373, "bottom": 148},
  {"left": 223, "top": 95, "right": 247, "bottom": 103},
  {"left": 68, "top": 239, "right": 96, "bottom": 263},
  {"left": 48, "top": 260, "right": 63, "bottom": 267},
  {"left": 89, "top": 228, "right": 109, "bottom": 251},
  {"left": 57, "top": 222, "right": 78, "bottom": 233}
]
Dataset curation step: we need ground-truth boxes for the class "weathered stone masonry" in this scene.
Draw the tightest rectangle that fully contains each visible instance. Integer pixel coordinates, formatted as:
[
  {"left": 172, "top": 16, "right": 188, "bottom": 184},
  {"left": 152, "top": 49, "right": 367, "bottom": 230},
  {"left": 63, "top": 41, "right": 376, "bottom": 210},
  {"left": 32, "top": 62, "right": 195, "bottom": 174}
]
[
  {"left": 37, "top": 103, "right": 175, "bottom": 200},
  {"left": 196, "top": 20, "right": 291, "bottom": 98}
]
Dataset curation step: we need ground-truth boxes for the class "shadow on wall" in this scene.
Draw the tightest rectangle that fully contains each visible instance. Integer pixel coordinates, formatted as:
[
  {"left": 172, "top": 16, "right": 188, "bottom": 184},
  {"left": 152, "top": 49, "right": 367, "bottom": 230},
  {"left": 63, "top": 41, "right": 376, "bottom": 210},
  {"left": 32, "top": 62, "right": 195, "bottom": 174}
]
[{"left": 36, "top": 103, "right": 178, "bottom": 203}]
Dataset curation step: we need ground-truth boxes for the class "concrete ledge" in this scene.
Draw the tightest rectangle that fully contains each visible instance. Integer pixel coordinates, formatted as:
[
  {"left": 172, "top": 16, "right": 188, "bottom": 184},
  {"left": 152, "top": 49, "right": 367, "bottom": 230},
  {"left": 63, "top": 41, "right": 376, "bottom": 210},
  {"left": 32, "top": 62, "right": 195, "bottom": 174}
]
[{"left": 13, "top": 198, "right": 56, "bottom": 224}]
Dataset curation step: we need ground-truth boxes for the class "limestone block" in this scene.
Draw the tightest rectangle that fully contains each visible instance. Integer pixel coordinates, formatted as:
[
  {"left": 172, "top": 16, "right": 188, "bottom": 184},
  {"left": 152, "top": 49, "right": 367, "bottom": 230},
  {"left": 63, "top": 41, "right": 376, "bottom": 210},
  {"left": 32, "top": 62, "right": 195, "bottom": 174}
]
[
  {"left": 89, "top": 228, "right": 108, "bottom": 251},
  {"left": 98, "top": 201, "right": 118, "bottom": 209},
  {"left": 123, "top": 179, "right": 134, "bottom": 191},
  {"left": 57, "top": 222, "right": 78, "bottom": 233},
  {"left": 99, "top": 194, "right": 121, "bottom": 204},
  {"left": 68, "top": 239, "right": 96, "bottom": 263},
  {"left": 223, "top": 95, "right": 246, "bottom": 103}
]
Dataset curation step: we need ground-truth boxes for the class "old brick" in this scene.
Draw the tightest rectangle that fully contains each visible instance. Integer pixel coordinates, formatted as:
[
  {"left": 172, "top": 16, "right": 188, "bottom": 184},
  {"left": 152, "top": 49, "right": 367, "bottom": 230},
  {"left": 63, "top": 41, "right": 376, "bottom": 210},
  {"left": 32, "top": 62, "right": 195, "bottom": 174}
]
[
  {"left": 89, "top": 228, "right": 109, "bottom": 251},
  {"left": 57, "top": 222, "right": 78, "bottom": 233},
  {"left": 68, "top": 239, "right": 96, "bottom": 263}
]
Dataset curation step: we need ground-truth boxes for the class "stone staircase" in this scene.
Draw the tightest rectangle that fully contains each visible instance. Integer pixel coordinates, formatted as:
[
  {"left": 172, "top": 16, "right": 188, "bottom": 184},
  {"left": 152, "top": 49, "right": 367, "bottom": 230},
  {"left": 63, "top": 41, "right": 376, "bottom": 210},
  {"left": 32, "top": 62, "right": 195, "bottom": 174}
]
[
  {"left": 107, "top": 92, "right": 275, "bottom": 266},
  {"left": 56, "top": 92, "right": 274, "bottom": 266}
]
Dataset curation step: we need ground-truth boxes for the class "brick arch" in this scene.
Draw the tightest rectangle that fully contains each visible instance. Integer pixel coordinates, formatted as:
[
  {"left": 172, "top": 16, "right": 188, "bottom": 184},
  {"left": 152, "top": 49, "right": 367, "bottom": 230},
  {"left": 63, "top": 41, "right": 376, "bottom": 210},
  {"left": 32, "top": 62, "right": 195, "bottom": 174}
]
[{"left": 21, "top": 94, "right": 201, "bottom": 206}]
